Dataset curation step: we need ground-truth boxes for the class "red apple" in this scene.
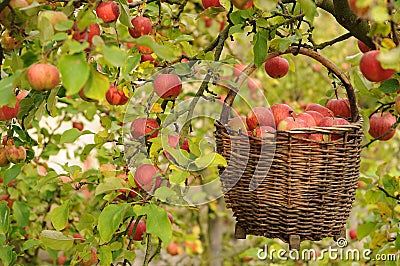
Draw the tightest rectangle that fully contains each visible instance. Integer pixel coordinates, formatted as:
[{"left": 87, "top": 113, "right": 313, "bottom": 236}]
[
  {"left": 202, "top": 0, "right": 222, "bottom": 9},
  {"left": 277, "top": 117, "right": 308, "bottom": 131},
  {"left": 5, "top": 145, "right": 26, "bottom": 164},
  {"left": 27, "top": 63, "right": 60, "bottom": 91},
  {"left": 357, "top": 40, "right": 372, "bottom": 53},
  {"left": 349, "top": 228, "right": 357, "bottom": 240},
  {"left": 153, "top": 74, "right": 182, "bottom": 99},
  {"left": 0, "top": 147, "right": 10, "bottom": 167},
  {"left": 134, "top": 164, "right": 161, "bottom": 191},
  {"left": 360, "top": 50, "right": 395, "bottom": 82},
  {"left": 141, "top": 53, "right": 155, "bottom": 63},
  {"left": 0, "top": 103, "right": 19, "bottom": 121},
  {"left": 167, "top": 212, "right": 174, "bottom": 223},
  {"left": 295, "top": 112, "right": 316, "bottom": 127},
  {"left": 129, "top": 16, "right": 152, "bottom": 38},
  {"left": 247, "top": 78, "right": 261, "bottom": 91},
  {"left": 305, "top": 103, "right": 334, "bottom": 117},
  {"left": 233, "top": 64, "right": 246, "bottom": 77},
  {"left": 264, "top": 57, "right": 289, "bottom": 79},
  {"left": 167, "top": 134, "right": 189, "bottom": 152},
  {"left": 227, "top": 116, "right": 248, "bottom": 132},
  {"left": 127, "top": 220, "right": 147, "bottom": 241},
  {"left": 38, "top": 11, "right": 68, "bottom": 30},
  {"left": 246, "top": 107, "right": 275, "bottom": 130},
  {"left": 369, "top": 112, "right": 397, "bottom": 141},
  {"left": 72, "top": 23, "right": 101, "bottom": 45},
  {"left": 96, "top": 1, "right": 120, "bottom": 23},
  {"left": 166, "top": 241, "right": 182, "bottom": 256},
  {"left": 270, "top": 104, "right": 295, "bottom": 127},
  {"left": 254, "top": 126, "right": 276, "bottom": 138},
  {"left": 326, "top": 98, "right": 351, "bottom": 118},
  {"left": 73, "top": 122, "right": 84, "bottom": 131},
  {"left": 318, "top": 117, "right": 350, "bottom": 140},
  {"left": 309, "top": 133, "right": 324, "bottom": 142},
  {"left": 231, "top": 0, "right": 253, "bottom": 9},
  {"left": 130, "top": 118, "right": 159, "bottom": 139},
  {"left": 303, "top": 111, "right": 323, "bottom": 126},
  {"left": 105, "top": 85, "right": 129, "bottom": 105},
  {"left": 0, "top": 194, "right": 14, "bottom": 209}
]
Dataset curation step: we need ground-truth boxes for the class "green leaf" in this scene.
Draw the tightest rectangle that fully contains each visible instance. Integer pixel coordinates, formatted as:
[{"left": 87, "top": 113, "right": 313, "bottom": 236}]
[
  {"left": 0, "top": 203, "right": 10, "bottom": 234},
  {"left": 0, "top": 245, "right": 17, "bottom": 266},
  {"left": 364, "top": 189, "right": 381, "bottom": 204},
  {"left": 38, "top": 16, "right": 54, "bottom": 43},
  {"left": 95, "top": 177, "right": 129, "bottom": 196},
  {"left": 170, "top": 170, "right": 190, "bottom": 184},
  {"left": 13, "top": 201, "right": 30, "bottom": 227},
  {"left": 47, "top": 87, "right": 60, "bottom": 116},
  {"left": 135, "top": 204, "right": 172, "bottom": 245},
  {"left": 0, "top": 72, "right": 21, "bottom": 106},
  {"left": 299, "top": 0, "right": 317, "bottom": 24},
  {"left": 50, "top": 201, "right": 70, "bottom": 231},
  {"left": 59, "top": 128, "right": 91, "bottom": 144},
  {"left": 76, "top": 213, "right": 95, "bottom": 231},
  {"left": 253, "top": 30, "right": 268, "bottom": 67},
  {"left": 174, "top": 35, "right": 194, "bottom": 43},
  {"left": 153, "top": 186, "right": 178, "bottom": 202},
  {"left": 63, "top": 40, "right": 89, "bottom": 54},
  {"left": 135, "top": 36, "right": 180, "bottom": 62},
  {"left": 379, "top": 79, "right": 399, "bottom": 93},
  {"left": 116, "top": 0, "right": 131, "bottom": 27},
  {"left": 371, "top": 6, "right": 390, "bottom": 22},
  {"left": 356, "top": 222, "right": 376, "bottom": 239},
  {"left": 58, "top": 53, "right": 90, "bottom": 95},
  {"left": 102, "top": 45, "right": 128, "bottom": 67},
  {"left": 99, "top": 245, "right": 113, "bottom": 266},
  {"left": 39, "top": 230, "right": 74, "bottom": 251},
  {"left": 22, "top": 239, "right": 41, "bottom": 251},
  {"left": 54, "top": 19, "right": 74, "bottom": 32},
  {"left": 82, "top": 68, "right": 110, "bottom": 101},
  {"left": 228, "top": 24, "right": 243, "bottom": 36},
  {"left": 98, "top": 204, "right": 128, "bottom": 243},
  {"left": 3, "top": 163, "right": 23, "bottom": 186},
  {"left": 379, "top": 46, "right": 400, "bottom": 71}
]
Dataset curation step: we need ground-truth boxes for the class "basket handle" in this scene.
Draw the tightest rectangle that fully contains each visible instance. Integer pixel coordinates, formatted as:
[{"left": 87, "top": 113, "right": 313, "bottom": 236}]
[{"left": 220, "top": 46, "right": 359, "bottom": 124}]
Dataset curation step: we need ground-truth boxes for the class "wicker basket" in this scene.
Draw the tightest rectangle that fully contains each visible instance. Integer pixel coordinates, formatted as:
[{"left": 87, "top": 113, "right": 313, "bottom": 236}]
[{"left": 214, "top": 47, "right": 363, "bottom": 249}]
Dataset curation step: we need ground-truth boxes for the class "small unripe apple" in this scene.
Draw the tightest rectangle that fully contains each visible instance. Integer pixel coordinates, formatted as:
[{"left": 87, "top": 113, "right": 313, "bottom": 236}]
[
  {"left": 131, "top": 118, "right": 159, "bottom": 139},
  {"left": 38, "top": 11, "right": 68, "bottom": 30},
  {"left": 27, "top": 63, "right": 60, "bottom": 91},
  {"left": 357, "top": 40, "right": 372, "bottom": 53},
  {"left": 246, "top": 107, "right": 275, "bottom": 130},
  {"left": 127, "top": 220, "right": 147, "bottom": 241},
  {"left": 134, "top": 164, "right": 162, "bottom": 191},
  {"left": 369, "top": 112, "right": 396, "bottom": 141},
  {"left": 72, "top": 23, "right": 101, "bottom": 45},
  {"left": 360, "top": 50, "right": 395, "bottom": 82},
  {"left": 349, "top": 228, "right": 357, "bottom": 240},
  {"left": 153, "top": 74, "right": 182, "bottom": 100},
  {"left": 264, "top": 57, "right": 289, "bottom": 79},
  {"left": 202, "top": 0, "right": 222, "bottom": 9},
  {"left": 73, "top": 122, "right": 84, "bottom": 131},
  {"left": 231, "top": 0, "right": 253, "bottom": 9},
  {"left": 105, "top": 85, "right": 129, "bottom": 105},
  {"left": 270, "top": 104, "right": 295, "bottom": 127},
  {"left": 305, "top": 103, "right": 334, "bottom": 117},
  {"left": 348, "top": 0, "right": 369, "bottom": 17},
  {"left": 96, "top": 1, "right": 120, "bottom": 23},
  {"left": 5, "top": 145, "right": 26, "bottom": 164},
  {"left": 0, "top": 147, "right": 10, "bottom": 167},
  {"left": 129, "top": 16, "right": 152, "bottom": 38},
  {"left": 326, "top": 98, "right": 351, "bottom": 118}
]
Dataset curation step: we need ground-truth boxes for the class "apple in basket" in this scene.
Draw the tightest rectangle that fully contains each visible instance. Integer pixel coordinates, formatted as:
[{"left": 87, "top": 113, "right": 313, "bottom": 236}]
[
  {"left": 305, "top": 103, "right": 334, "bottom": 117},
  {"left": 227, "top": 116, "right": 248, "bottom": 133},
  {"left": 246, "top": 107, "right": 275, "bottom": 131},
  {"left": 318, "top": 117, "right": 350, "bottom": 140},
  {"left": 326, "top": 98, "right": 351, "bottom": 118},
  {"left": 270, "top": 104, "right": 295, "bottom": 127}
]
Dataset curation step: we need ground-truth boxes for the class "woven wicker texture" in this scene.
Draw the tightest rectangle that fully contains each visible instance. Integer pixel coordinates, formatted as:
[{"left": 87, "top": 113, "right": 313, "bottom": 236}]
[{"left": 214, "top": 47, "right": 363, "bottom": 244}]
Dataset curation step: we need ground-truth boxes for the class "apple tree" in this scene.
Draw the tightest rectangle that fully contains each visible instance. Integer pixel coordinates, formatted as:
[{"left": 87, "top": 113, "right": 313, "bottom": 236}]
[{"left": 0, "top": 0, "right": 399, "bottom": 265}]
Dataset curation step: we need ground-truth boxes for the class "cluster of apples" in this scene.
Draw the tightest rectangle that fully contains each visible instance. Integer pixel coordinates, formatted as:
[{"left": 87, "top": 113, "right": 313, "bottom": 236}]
[
  {"left": 227, "top": 98, "right": 355, "bottom": 141},
  {"left": 0, "top": 137, "right": 27, "bottom": 167}
]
